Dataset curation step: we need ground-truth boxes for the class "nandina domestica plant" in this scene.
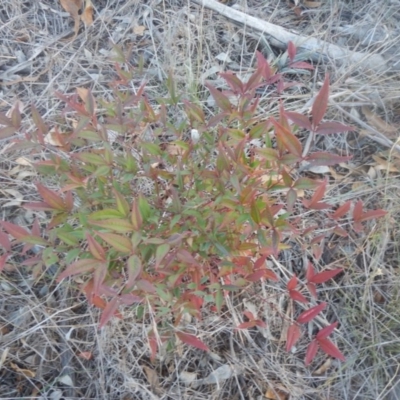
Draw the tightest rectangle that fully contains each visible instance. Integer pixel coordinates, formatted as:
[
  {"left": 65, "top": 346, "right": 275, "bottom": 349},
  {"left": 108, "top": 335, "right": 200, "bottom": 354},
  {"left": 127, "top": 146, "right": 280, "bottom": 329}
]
[{"left": 0, "top": 44, "right": 386, "bottom": 364}]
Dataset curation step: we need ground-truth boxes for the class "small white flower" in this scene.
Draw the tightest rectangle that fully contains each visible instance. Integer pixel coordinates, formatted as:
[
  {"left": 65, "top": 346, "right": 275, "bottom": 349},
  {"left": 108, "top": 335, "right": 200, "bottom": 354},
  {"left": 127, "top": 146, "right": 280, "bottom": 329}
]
[{"left": 191, "top": 129, "right": 200, "bottom": 144}]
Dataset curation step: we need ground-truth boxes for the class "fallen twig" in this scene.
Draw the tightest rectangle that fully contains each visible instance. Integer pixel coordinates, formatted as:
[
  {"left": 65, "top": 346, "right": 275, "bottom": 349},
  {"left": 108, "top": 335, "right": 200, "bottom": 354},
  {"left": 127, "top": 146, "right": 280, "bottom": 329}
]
[{"left": 192, "top": 0, "right": 390, "bottom": 73}]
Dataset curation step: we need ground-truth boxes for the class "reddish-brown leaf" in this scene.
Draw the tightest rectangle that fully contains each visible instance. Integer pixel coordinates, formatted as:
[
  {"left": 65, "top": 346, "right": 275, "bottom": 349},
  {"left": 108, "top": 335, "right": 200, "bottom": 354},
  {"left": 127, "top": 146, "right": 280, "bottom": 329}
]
[
  {"left": 287, "top": 41, "right": 297, "bottom": 63},
  {"left": 286, "top": 324, "right": 301, "bottom": 352},
  {"left": 36, "top": 183, "right": 66, "bottom": 211},
  {"left": 315, "top": 121, "right": 354, "bottom": 135},
  {"left": 205, "top": 83, "right": 232, "bottom": 112},
  {"left": 316, "top": 321, "right": 338, "bottom": 340},
  {"left": 305, "top": 339, "right": 319, "bottom": 366},
  {"left": 57, "top": 259, "right": 99, "bottom": 281},
  {"left": 309, "top": 268, "right": 342, "bottom": 284},
  {"left": 306, "top": 262, "right": 315, "bottom": 281},
  {"left": 318, "top": 338, "right": 345, "bottom": 361},
  {"left": 99, "top": 297, "right": 120, "bottom": 328},
  {"left": 220, "top": 72, "right": 244, "bottom": 95},
  {"left": 329, "top": 201, "right": 351, "bottom": 220},
  {"left": 284, "top": 111, "right": 312, "bottom": 130},
  {"left": 359, "top": 209, "right": 387, "bottom": 222},
  {"left": 176, "top": 332, "right": 209, "bottom": 351},
  {"left": 289, "top": 290, "right": 308, "bottom": 304},
  {"left": 1, "top": 221, "right": 30, "bottom": 239},
  {"left": 86, "top": 233, "right": 106, "bottom": 261},
  {"left": 93, "top": 262, "right": 108, "bottom": 296},
  {"left": 307, "top": 283, "right": 318, "bottom": 299},
  {"left": 271, "top": 118, "right": 303, "bottom": 157},
  {"left": 297, "top": 302, "right": 327, "bottom": 324},
  {"left": 306, "top": 152, "right": 352, "bottom": 167},
  {"left": 312, "top": 75, "right": 330, "bottom": 129},
  {"left": 287, "top": 275, "right": 298, "bottom": 291},
  {"left": 290, "top": 61, "right": 314, "bottom": 70},
  {"left": 96, "top": 232, "right": 133, "bottom": 253},
  {"left": 131, "top": 199, "right": 143, "bottom": 230}
]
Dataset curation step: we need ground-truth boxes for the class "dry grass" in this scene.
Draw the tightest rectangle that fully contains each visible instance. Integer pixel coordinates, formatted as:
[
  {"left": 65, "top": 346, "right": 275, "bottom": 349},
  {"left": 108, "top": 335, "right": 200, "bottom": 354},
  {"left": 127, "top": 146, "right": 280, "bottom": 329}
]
[{"left": 1, "top": 0, "right": 400, "bottom": 399}]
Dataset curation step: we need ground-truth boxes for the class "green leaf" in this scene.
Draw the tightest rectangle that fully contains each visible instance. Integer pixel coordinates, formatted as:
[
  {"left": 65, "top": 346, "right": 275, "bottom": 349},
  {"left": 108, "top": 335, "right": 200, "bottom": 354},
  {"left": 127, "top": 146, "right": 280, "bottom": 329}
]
[
  {"left": 126, "top": 255, "right": 142, "bottom": 289},
  {"left": 89, "top": 219, "right": 134, "bottom": 233},
  {"left": 156, "top": 244, "right": 170, "bottom": 268},
  {"left": 89, "top": 209, "right": 124, "bottom": 220},
  {"left": 96, "top": 232, "right": 133, "bottom": 253},
  {"left": 113, "top": 189, "right": 130, "bottom": 217}
]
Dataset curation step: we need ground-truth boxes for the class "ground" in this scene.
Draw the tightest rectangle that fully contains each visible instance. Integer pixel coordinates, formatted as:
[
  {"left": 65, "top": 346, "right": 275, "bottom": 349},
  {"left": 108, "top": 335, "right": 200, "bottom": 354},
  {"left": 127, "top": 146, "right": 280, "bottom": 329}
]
[{"left": 1, "top": 0, "right": 400, "bottom": 399}]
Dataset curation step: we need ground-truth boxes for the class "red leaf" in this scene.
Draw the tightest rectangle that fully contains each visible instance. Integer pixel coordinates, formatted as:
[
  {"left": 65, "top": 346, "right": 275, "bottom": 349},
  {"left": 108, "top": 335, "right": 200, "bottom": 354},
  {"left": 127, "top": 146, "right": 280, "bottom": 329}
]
[
  {"left": 306, "top": 152, "right": 352, "bottom": 167},
  {"left": 86, "top": 233, "right": 106, "bottom": 261},
  {"left": 237, "top": 321, "right": 257, "bottom": 330},
  {"left": 255, "top": 319, "right": 267, "bottom": 328},
  {"left": 287, "top": 41, "right": 296, "bottom": 63},
  {"left": 290, "top": 61, "right": 314, "bottom": 70},
  {"left": 1, "top": 221, "right": 30, "bottom": 239},
  {"left": 271, "top": 118, "right": 303, "bottom": 157},
  {"left": 99, "top": 297, "right": 120, "bottom": 328},
  {"left": 286, "top": 324, "right": 301, "bottom": 351},
  {"left": 287, "top": 275, "right": 298, "bottom": 291},
  {"left": 333, "top": 226, "right": 349, "bottom": 237},
  {"left": 329, "top": 201, "right": 351, "bottom": 220},
  {"left": 297, "top": 302, "right": 327, "bottom": 324},
  {"left": 353, "top": 200, "right": 365, "bottom": 222},
  {"left": 284, "top": 111, "right": 312, "bottom": 130},
  {"left": 312, "top": 75, "right": 329, "bottom": 129},
  {"left": 359, "top": 209, "right": 387, "bottom": 222},
  {"left": 309, "top": 268, "right": 342, "bottom": 284},
  {"left": 131, "top": 199, "right": 143, "bottom": 230},
  {"left": 220, "top": 72, "right": 244, "bottom": 95},
  {"left": 310, "top": 179, "right": 327, "bottom": 204},
  {"left": 315, "top": 121, "right": 354, "bottom": 135},
  {"left": 36, "top": 183, "right": 66, "bottom": 211},
  {"left": 246, "top": 269, "right": 267, "bottom": 282},
  {"left": 93, "top": 262, "right": 108, "bottom": 296},
  {"left": 289, "top": 290, "right": 308, "bottom": 304},
  {"left": 316, "top": 321, "right": 338, "bottom": 340},
  {"left": 318, "top": 338, "right": 345, "bottom": 361},
  {"left": 264, "top": 269, "right": 279, "bottom": 282},
  {"left": 205, "top": 83, "right": 232, "bottom": 112},
  {"left": 176, "top": 332, "right": 209, "bottom": 351},
  {"left": 307, "top": 283, "right": 318, "bottom": 299},
  {"left": 57, "top": 259, "right": 99, "bottom": 281},
  {"left": 305, "top": 339, "right": 319, "bottom": 366},
  {"left": 243, "top": 311, "right": 256, "bottom": 320},
  {"left": 306, "top": 262, "right": 315, "bottom": 281}
]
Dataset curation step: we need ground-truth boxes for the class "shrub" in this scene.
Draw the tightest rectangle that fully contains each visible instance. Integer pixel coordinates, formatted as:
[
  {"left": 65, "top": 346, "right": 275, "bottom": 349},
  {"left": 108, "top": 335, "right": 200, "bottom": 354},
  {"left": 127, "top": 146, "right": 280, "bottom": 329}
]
[{"left": 0, "top": 44, "right": 386, "bottom": 364}]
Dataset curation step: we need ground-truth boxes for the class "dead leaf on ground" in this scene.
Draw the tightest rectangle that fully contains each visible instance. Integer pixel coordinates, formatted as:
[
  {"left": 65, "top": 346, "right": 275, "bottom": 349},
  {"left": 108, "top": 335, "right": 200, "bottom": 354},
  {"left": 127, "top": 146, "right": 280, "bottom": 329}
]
[
  {"left": 265, "top": 385, "right": 288, "bottom": 400},
  {"left": 60, "top": 0, "right": 82, "bottom": 36},
  {"left": 133, "top": 25, "right": 146, "bottom": 36},
  {"left": 313, "top": 358, "right": 332, "bottom": 375},
  {"left": 361, "top": 106, "right": 399, "bottom": 139},
  {"left": 143, "top": 366, "right": 162, "bottom": 393},
  {"left": 81, "top": 0, "right": 94, "bottom": 26},
  {"left": 10, "top": 362, "right": 36, "bottom": 378}
]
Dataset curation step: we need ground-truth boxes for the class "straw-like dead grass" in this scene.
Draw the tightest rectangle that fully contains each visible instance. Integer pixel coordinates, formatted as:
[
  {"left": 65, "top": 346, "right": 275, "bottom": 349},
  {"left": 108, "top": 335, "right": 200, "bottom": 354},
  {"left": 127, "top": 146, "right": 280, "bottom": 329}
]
[{"left": 1, "top": 0, "right": 400, "bottom": 399}]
